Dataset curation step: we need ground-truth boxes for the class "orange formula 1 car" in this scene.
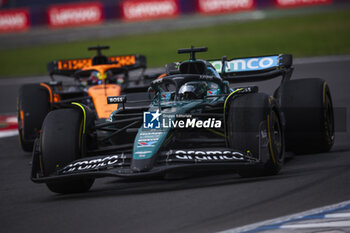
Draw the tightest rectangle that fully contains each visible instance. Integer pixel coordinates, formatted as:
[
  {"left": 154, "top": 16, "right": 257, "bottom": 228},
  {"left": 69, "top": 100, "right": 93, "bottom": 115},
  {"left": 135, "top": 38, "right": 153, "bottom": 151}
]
[{"left": 18, "top": 45, "right": 159, "bottom": 152}]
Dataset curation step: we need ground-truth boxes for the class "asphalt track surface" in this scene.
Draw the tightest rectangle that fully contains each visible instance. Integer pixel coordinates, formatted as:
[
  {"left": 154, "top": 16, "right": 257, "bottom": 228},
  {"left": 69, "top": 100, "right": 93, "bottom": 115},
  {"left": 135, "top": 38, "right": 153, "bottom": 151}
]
[{"left": 1, "top": 58, "right": 350, "bottom": 233}]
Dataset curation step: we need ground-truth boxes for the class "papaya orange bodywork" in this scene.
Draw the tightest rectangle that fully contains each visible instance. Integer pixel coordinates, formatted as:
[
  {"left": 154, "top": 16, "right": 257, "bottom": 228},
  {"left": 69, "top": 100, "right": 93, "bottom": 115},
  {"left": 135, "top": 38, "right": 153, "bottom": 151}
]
[
  {"left": 53, "top": 93, "right": 61, "bottom": 103},
  {"left": 40, "top": 83, "right": 53, "bottom": 103},
  {"left": 56, "top": 55, "right": 136, "bottom": 71},
  {"left": 157, "top": 73, "right": 166, "bottom": 79},
  {"left": 88, "top": 84, "right": 121, "bottom": 119}
]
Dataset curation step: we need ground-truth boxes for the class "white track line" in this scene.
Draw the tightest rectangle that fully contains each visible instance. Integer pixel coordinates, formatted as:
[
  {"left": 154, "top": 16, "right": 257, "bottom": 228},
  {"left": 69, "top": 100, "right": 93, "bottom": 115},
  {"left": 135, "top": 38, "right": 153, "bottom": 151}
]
[
  {"left": 0, "top": 130, "right": 18, "bottom": 138},
  {"left": 218, "top": 200, "right": 350, "bottom": 233},
  {"left": 325, "top": 213, "right": 350, "bottom": 218},
  {"left": 281, "top": 221, "right": 350, "bottom": 229}
]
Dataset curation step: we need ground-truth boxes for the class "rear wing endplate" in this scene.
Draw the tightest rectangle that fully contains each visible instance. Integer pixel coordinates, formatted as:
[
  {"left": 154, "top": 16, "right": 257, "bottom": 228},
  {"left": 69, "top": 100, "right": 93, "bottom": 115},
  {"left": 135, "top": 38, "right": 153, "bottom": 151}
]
[
  {"left": 47, "top": 54, "right": 147, "bottom": 76},
  {"left": 209, "top": 54, "right": 293, "bottom": 83}
]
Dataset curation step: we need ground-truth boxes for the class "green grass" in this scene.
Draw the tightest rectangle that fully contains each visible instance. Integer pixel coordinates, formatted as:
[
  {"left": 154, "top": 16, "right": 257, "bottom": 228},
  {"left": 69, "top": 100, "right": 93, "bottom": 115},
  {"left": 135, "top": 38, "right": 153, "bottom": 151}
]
[{"left": 1, "top": 10, "right": 350, "bottom": 77}]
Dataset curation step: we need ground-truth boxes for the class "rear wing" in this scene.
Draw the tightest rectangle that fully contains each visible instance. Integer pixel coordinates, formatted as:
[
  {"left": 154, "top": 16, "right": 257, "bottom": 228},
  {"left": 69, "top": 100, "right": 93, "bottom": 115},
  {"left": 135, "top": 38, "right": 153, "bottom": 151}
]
[
  {"left": 47, "top": 54, "right": 147, "bottom": 76},
  {"left": 209, "top": 54, "right": 293, "bottom": 83}
]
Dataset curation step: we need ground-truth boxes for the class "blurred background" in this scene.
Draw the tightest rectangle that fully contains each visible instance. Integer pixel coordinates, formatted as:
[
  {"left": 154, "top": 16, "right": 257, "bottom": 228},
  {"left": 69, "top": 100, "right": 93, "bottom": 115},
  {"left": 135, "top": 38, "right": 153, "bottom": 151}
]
[{"left": 0, "top": 0, "right": 349, "bottom": 77}]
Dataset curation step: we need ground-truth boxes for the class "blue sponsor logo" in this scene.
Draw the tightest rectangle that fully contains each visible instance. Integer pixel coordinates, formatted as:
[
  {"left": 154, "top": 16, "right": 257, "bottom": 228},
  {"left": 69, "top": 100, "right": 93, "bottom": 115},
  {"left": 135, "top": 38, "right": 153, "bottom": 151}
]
[
  {"left": 143, "top": 110, "right": 161, "bottom": 129},
  {"left": 211, "top": 56, "right": 279, "bottom": 73}
]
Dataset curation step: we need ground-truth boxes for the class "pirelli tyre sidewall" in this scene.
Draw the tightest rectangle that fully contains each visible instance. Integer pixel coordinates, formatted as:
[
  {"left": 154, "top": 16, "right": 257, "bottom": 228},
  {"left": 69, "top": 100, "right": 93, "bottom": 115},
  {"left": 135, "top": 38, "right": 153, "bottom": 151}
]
[
  {"left": 227, "top": 93, "right": 285, "bottom": 177},
  {"left": 40, "top": 108, "right": 94, "bottom": 194},
  {"left": 279, "top": 78, "right": 334, "bottom": 154},
  {"left": 18, "top": 84, "right": 50, "bottom": 152}
]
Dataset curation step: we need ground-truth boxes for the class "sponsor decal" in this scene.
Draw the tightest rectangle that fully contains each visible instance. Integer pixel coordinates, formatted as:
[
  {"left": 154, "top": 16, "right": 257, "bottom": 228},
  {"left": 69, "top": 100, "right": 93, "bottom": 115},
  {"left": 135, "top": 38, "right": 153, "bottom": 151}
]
[
  {"left": 140, "top": 131, "right": 163, "bottom": 136},
  {"left": 210, "top": 56, "right": 279, "bottom": 73},
  {"left": 161, "top": 93, "right": 172, "bottom": 101},
  {"left": 138, "top": 138, "right": 159, "bottom": 142},
  {"left": 107, "top": 96, "right": 126, "bottom": 104},
  {"left": 108, "top": 55, "right": 136, "bottom": 67},
  {"left": 138, "top": 141, "right": 157, "bottom": 147},
  {"left": 61, "top": 155, "right": 122, "bottom": 173},
  {"left": 47, "top": 2, "right": 104, "bottom": 28},
  {"left": 197, "top": 0, "right": 255, "bottom": 14},
  {"left": 143, "top": 111, "right": 222, "bottom": 129},
  {"left": 134, "top": 151, "right": 153, "bottom": 159},
  {"left": 56, "top": 55, "right": 136, "bottom": 71},
  {"left": 135, "top": 151, "right": 152, "bottom": 154},
  {"left": 139, "top": 132, "right": 163, "bottom": 141},
  {"left": 121, "top": 0, "right": 179, "bottom": 21},
  {"left": 275, "top": 0, "right": 332, "bottom": 7},
  {"left": 0, "top": 8, "right": 30, "bottom": 33},
  {"left": 207, "top": 89, "right": 219, "bottom": 95},
  {"left": 57, "top": 58, "right": 92, "bottom": 70},
  {"left": 174, "top": 150, "right": 244, "bottom": 161}
]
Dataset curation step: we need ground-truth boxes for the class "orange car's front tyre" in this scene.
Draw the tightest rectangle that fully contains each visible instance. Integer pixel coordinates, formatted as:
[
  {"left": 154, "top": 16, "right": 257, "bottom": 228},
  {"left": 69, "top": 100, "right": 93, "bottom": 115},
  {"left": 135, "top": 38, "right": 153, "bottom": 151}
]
[
  {"left": 40, "top": 108, "right": 94, "bottom": 194},
  {"left": 18, "top": 84, "right": 50, "bottom": 152}
]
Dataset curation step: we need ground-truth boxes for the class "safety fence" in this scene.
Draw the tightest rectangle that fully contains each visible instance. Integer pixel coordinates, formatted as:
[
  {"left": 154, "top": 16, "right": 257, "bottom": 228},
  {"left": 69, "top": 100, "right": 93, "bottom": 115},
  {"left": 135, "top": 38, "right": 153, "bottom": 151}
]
[{"left": 0, "top": 0, "right": 347, "bottom": 33}]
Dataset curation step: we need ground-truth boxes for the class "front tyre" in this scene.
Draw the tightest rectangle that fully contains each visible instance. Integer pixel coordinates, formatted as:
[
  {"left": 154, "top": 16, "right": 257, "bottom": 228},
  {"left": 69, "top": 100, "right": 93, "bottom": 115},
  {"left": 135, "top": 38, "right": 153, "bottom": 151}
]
[
  {"left": 227, "top": 93, "right": 285, "bottom": 177},
  {"left": 40, "top": 108, "right": 94, "bottom": 194},
  {"left": 18, "top": 84, "right": 50, "bottom": 152}
]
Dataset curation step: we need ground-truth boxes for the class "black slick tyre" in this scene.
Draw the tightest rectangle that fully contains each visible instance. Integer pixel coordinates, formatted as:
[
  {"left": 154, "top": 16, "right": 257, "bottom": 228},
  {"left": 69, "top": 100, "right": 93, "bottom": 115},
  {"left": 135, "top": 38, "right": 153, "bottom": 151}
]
[
  {"left": 18, "top": 84, "right": 50, "bottom": 152},
  {"left": 227, "top": 93, "right": 284, "bottom": 177},
  {"left": 40, "top": 108, "right": 94, "bottom": 194},
  {"left": 279, "top": 78, "right": 334, "bottom": 154}
]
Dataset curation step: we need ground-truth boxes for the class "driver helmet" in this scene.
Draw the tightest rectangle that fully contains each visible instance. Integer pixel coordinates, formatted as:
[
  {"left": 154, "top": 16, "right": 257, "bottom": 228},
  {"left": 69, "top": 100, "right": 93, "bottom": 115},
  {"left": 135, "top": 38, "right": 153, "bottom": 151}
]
[
  {"left": 89, "top": 70, "right": 113, "bottom": 85},
  {"left": 104, "top": 70, "right": 115, "bottom": 84},
  {"left": 178, "top": 81, "right": 208, "bottom": 100},
  {"left": 90, "top": 71, "right": 102, "bottom": 85}
]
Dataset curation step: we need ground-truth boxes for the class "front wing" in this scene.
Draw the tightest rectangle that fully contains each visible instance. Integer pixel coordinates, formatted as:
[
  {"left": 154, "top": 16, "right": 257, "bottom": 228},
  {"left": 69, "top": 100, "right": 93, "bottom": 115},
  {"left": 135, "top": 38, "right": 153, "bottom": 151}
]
[{"left": 31, "top": 148, "right": 262, "bottom": 183}]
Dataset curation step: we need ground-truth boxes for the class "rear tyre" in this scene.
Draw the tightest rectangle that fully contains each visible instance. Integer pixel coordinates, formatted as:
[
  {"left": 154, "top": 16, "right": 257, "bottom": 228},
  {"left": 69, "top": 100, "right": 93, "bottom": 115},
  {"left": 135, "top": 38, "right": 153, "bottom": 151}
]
[
  {"left": 40, "top": 108, "right": 94, "bottom": 194},
  {"left": 18, "top": 84, "right": 50, "bottom": 152},
  {"left": 227, "top": 93, "right": 284, "bottom": 177},
  {"left": 279, "top": 78, "right": 334, "bottom": 154}
]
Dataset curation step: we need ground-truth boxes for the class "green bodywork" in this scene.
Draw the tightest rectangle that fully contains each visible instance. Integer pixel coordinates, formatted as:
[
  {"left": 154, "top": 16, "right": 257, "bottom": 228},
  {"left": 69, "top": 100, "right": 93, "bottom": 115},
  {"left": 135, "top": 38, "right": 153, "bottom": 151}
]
[{"left": 132, "top": 87, "right": 230, "bottom": 161}]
